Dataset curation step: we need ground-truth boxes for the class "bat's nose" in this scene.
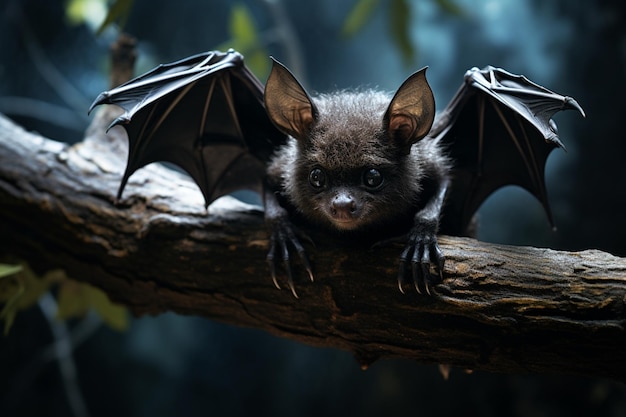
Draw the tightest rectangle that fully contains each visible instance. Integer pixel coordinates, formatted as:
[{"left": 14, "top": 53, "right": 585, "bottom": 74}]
[{"left": 330, "top": 194, "right": 358, "bottom": 219}]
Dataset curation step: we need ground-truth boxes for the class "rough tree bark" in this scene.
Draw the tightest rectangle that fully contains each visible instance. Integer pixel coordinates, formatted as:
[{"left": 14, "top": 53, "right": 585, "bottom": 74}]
[{"left": 0, "top": 106, "right": 625, "bottom": 381}]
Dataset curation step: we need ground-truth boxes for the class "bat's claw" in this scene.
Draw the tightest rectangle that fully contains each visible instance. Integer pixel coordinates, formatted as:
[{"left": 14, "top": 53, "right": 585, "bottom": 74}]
[
  {"left": 564, "top": 96, "right": 586, "bottom": 118},
  {"left": 283, "top": 258, "right": 299, "bottom": 299},
  {"left": 267, "top": 253, "right": 282, "bottom": 290},
  {"left": 266, "top": 216, "right": 314, "bottom": 298},
  {"left": 397, "top": 221, "right": 445, "bottom": 295}
]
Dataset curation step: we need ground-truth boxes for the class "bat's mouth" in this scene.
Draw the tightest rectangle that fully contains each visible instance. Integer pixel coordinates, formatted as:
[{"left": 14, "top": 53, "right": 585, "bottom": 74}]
[{"left": 328, "top": 217, "right": 364, "bottom": 231}]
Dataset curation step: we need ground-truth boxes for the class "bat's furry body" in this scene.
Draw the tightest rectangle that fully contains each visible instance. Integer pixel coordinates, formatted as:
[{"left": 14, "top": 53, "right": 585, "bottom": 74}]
[{"left": 267, "top": 90, "right": 451, "bottom": 235}]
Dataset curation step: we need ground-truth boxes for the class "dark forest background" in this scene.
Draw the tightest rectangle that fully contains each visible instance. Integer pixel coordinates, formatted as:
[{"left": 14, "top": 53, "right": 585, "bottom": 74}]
[{"left": 1, "top": 0, "right": 625, "bottom": 416}]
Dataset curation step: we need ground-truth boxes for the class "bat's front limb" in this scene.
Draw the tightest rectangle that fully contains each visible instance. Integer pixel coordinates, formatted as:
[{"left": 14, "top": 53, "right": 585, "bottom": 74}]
[
  {"left": 263, "top": 186, "right": 314, "bottom": 298},
  {"left": 397, "top": 178, "right": 449, "bottom": 295}
]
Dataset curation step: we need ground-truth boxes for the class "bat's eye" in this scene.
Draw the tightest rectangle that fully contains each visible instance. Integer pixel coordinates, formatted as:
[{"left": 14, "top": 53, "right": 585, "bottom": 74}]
[
  {"left": 309, "top": 168, "right": 327, "bottom": 189},
  {"left": 363, "top": 168, "right": 383, "bottom": 189}
]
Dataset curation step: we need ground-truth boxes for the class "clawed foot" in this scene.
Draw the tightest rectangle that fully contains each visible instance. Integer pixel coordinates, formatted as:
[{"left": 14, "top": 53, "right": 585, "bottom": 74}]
[
  {"left": 266, "top": 217, "right": 314, "bottom": 298},
  {"left": 396, "top": 222, "right": 445, "bottom": 295}
]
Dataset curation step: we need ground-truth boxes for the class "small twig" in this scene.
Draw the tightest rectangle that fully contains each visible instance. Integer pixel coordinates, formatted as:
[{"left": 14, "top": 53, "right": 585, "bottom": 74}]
[
  {"left": 108, "top": 33, "right": 137, "bottom": 88},
  {"left": 0, "top": 293, "right": 95, "bottom": 417},
  {"left": 261, "top": 0, "right": 308, "bottom": 85},
  {"left": 0, "top": 97, "right": 86, "bottom": 131},
  {"left": 37, "top": 293, "right": 91, "bottom": 417}
]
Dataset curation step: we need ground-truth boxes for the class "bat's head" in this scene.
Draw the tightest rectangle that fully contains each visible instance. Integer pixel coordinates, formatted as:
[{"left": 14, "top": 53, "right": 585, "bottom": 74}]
[{"left": 265, "top": 60, "right": 436, "bottom": 232}]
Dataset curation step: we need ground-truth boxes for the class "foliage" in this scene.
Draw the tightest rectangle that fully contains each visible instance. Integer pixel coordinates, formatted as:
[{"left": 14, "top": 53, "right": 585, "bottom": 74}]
[
  {"left": 217, "top": 4, "right": 271, "bottom": 79},
  {"left": 55, "top": 276, "right": 128, "bottom": 331},
  {"left": 66, "top": 0, "right": 108, "bottom": 31},
  {"left": 342, "top": 0, "right": 379, "bottom": 37},
  {"left": 342, "top": 0, "right": 463, "bottom": 64},
  {"left": 68, "top": 0, "right": 467, "bottom": 74},
  {"left": 95, "top": 0, "right": 135, "bottom": 35},
  {"left": 73, "top": 0, "right": 270, "bottom": 79},
  {"left": 65, "top": 0, "right": 134, "bottom": 34},
  {"left": 0, "top": 263, "right": 24, "bottom": 335},
  {"left": 0, "top": 263, "right": 128, "bottom": 335}
]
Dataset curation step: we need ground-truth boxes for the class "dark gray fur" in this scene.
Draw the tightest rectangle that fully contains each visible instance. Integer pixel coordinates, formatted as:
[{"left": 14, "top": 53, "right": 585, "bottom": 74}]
[{"left": 267, "top": 89, "right": 451, "bottom": 234}]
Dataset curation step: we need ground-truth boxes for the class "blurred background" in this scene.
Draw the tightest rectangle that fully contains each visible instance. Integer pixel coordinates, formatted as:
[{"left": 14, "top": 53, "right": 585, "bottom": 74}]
[{"left": 1, "top": 0, "right": 625, "bottom": 416}]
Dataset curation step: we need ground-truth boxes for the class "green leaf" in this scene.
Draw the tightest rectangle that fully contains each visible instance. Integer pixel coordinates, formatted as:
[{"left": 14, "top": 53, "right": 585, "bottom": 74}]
[
  {"left": 389, "top": 0, "right": 415, "bottom": 64},
  {"left": 0, "top": 278, "right": 23, "bottom": 336},
  {"left": 0, "top": 262, "right": 129, "bottom": 335},
  {"left": 435, "top": 0, "right": 464, "bottom": 16},
  {"left": 230, "top": 4, "right": 257, "bottom": 46},
  {"left": 21, "top": 269, "right": 62, "bottom": 309},
  {"left": 216, "top": 5, "right": 269, "bottom": 79},
  {"left": 56, "top": 279, "right": 90, "bottom": 320},
  {"left": 0, "top": 264, "right": 22, "bottom": 278},
  {"left": 0, "top": 264, "right": 53, "bottom": 335},
  {"left": 247, "top": 48, "right": 271, "bottom": 81},
  {"left": 66, "top": 0, "right": 109, "bottom": 29},
  {"left": 342, "top": 0, "right": 380, "bottom": 37},
  {"left": 56, "top": 279, "right": 128, "bottom": 331},
  {"left": 96, "top": 0, "right": 135, "bottom": 35},
  {"left": 87, "top": 285, "right": 128, "bottom": 331}
]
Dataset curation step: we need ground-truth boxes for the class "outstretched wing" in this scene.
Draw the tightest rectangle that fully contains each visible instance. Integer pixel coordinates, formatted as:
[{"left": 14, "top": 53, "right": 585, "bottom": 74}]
[
  {"left": 430, "top": 66, "right": 585, "bottom": 235},
  {"left": 89, "top": 50, "right": 286, "bottom": 207}
]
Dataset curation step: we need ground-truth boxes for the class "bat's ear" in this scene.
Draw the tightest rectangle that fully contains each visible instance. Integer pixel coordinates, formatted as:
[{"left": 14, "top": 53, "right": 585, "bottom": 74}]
[
  {"left": 265, "top": 58, "right": 318, "bottom": 140},
  {"left": 383, "top": 67, "right": 435, "bottom": 152}
]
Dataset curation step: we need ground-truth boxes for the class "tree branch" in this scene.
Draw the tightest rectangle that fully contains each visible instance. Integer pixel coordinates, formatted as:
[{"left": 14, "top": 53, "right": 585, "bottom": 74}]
[{"left": 0, "top": 111, "right": 625, "bottom": 381}]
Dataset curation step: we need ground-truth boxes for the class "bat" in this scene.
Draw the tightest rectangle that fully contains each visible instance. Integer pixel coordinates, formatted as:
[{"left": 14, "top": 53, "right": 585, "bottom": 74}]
[{"left": 90, "top": 49, "right": 584, "bottom": 297}]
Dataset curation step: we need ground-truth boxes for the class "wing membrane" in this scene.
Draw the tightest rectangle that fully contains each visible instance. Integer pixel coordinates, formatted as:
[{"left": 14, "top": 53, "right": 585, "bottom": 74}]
[
  {"left": 90, "top": 50, "right": 286, "bottom": 206},
  {"left": 430, "top": 66, "right": 585, "bottom": 234}
]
